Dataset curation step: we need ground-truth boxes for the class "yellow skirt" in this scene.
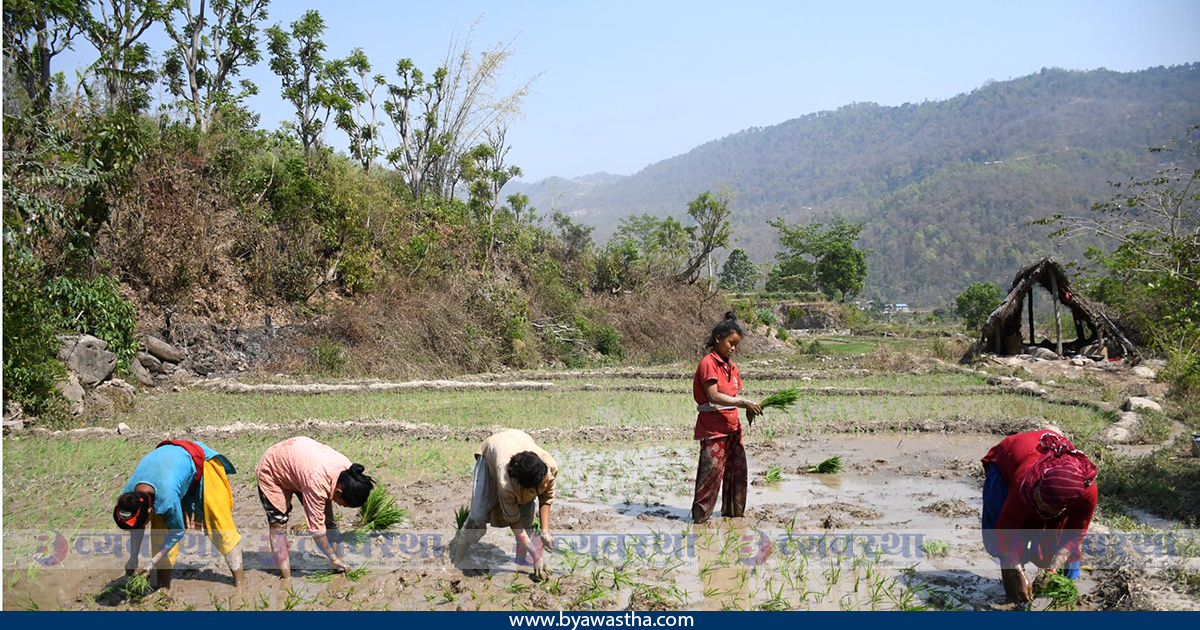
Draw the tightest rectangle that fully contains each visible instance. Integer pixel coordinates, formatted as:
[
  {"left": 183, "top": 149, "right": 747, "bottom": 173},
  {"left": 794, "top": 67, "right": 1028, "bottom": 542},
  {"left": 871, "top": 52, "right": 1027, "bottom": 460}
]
[{"left": 149, "top": 458, "right": 241, "bottom": 570}]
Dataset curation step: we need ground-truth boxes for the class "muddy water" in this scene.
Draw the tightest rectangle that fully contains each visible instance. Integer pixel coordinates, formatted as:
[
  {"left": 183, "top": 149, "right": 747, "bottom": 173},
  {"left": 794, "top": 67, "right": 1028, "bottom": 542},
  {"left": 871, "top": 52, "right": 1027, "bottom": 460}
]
[{"left": 1, "top": 433, "right": 1174, "bottom": 610}]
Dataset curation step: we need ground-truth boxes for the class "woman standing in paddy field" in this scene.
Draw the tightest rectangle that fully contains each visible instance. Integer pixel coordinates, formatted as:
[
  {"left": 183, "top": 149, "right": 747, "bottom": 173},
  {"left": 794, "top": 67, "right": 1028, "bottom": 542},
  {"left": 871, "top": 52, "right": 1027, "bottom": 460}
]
[{"left": 691, "top": 312, "right": 762, "bottom": 524}]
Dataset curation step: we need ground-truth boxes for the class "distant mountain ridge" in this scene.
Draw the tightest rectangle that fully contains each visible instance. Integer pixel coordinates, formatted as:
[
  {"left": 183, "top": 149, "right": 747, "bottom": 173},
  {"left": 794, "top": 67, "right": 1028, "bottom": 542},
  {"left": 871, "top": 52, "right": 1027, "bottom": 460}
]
[{"left": 509, "top": 64, "right": 1200, "bottom": 304}]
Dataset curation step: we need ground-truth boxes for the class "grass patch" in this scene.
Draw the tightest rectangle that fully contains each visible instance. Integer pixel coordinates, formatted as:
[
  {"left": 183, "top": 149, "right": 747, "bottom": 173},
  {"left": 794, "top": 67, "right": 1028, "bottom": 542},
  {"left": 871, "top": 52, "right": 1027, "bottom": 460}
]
[
  {"left": 921, "top": 539, "right": 950, "bottom": 558},
  {"left": 1095, "top": 439, "right": 1200, "bottom": 525},
  {"left": 1134, "top": 410, "right": 1173, "bottom": 444},
  {"left": 455, "top": 505, "right": 470, "bottom": 531}
]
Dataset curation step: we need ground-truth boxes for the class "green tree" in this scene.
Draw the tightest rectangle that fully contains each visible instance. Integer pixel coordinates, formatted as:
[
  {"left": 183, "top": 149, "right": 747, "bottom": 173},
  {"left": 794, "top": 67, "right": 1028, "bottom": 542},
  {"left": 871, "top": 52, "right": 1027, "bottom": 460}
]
[
  {"left": 816, "top": 239, "right": 867, "bottom": 301},
  {"left": 2, "top": 0, "right": 88, "bottom": 110},
  {"left": 459, "top": 125, "right": 522, "bottom": 272},
  {"left": 163, "top": 0, "right": 271, "bottom": 132},
  {"left": 266, "top": 9, "right": 338, "bottom": 169},
  {"left": 676, "top": 190, "right": 732, "bottom": 285},
  {"left": 768, "top": 217, "right": 867, "bottom": 299},
  {"left": 955, "top": 281, "right": 1003, "bottom": 330},
  {"left": 83, "top": 0, "right": 164, "bottom": 110},
  {"left": 719, "top": 248, "right": 758, "bottom": 291},
  {"left": 331, "top": 46, "right": 384, "bottom": 172}
]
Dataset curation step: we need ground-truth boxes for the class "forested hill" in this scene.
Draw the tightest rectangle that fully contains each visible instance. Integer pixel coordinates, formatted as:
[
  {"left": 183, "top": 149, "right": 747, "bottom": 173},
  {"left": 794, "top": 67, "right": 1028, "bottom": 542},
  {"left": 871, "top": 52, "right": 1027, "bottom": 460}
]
[{"left": 512, "top": 64, "right": 1200, "bottom": 304}]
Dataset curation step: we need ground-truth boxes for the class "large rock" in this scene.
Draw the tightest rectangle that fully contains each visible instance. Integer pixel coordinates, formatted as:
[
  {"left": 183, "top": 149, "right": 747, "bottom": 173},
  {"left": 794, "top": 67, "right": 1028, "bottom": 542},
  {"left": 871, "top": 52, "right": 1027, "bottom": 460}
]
[
  {"left": 130, "top": 357, "right": 155, "bottom": 387},
  {"left": 93, "top": 379, "right": 135, "bottom": 413},
  {"left": 1096, "top": 411, "right": 1141, "bottom": 444},
  {"left": 1030, "top": 347, "right": 1061, "bottom": 361},
  {"left": 57, "top": 335, "right": 117, "bottom": 385},
  {"left": 137, "top": 351, "right": 164, "bottom": 374},
  {"left": 55, "top": 372, "right": 86, "bottom": 415},
  {"left": 1132, "top": 366, "right": 1157, "bottom": 379},
  {"left": 1123, "top": 397, "right": 1163, "bottom": 414},
  {"left": 1016, "top": 380, "right": 1047, "bottom": 395},
  {"left": 145, "top": 335, "right": 184, "bottom": 363}
]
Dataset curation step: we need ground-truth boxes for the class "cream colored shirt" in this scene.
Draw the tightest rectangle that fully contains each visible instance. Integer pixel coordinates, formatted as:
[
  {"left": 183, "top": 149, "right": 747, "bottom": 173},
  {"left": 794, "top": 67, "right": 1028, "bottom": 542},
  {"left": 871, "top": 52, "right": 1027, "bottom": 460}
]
[{"left": 475, "top": 429, "right": 558, "bottom": 526}]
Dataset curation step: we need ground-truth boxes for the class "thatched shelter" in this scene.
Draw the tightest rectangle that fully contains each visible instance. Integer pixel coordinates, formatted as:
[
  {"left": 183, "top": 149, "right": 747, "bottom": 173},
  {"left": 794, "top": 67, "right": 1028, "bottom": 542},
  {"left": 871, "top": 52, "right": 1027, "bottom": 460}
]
[{"left": 980, "top": 257, "right": 1135, "bottom": 358}]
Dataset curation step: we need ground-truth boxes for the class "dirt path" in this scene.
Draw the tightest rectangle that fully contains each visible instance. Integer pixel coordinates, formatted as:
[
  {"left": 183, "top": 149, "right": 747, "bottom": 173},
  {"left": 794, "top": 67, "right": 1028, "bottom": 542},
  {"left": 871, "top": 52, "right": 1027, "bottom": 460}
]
[{"left": 195, "top": 377, "right": 1026, "bottom": 398}]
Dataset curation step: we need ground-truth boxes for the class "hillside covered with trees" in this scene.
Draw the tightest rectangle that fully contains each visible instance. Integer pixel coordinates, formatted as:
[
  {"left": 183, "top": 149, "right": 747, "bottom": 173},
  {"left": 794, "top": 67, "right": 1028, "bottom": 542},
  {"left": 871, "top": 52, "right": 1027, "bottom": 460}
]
[
  {"left": 512, "top": 65, "right": 1200, "bottom": 305},
  {"left": 2, "top": 2, "right": 733, "bottom": 424}
]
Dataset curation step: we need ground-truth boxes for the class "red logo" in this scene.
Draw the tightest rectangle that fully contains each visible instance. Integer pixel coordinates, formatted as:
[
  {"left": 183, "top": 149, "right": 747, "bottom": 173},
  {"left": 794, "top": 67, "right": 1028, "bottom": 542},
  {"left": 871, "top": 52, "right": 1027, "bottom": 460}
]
[{"left": 35, "top": 530, "right": 69, "bottom": 567}]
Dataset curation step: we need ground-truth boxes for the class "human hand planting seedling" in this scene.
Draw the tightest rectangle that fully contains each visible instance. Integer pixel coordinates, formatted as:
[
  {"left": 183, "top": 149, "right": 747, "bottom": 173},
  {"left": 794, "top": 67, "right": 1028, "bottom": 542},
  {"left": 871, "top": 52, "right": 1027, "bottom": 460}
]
[{"left": 1031, "top": 570, "right": 1078, "bottom": 610}]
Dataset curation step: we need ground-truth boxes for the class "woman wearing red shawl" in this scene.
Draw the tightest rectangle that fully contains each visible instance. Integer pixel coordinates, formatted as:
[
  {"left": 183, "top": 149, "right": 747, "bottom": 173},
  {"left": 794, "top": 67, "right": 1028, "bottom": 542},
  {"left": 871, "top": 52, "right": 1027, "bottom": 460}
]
[{"left": 981, "top": 430, "right": 1098, "bottom": 602}]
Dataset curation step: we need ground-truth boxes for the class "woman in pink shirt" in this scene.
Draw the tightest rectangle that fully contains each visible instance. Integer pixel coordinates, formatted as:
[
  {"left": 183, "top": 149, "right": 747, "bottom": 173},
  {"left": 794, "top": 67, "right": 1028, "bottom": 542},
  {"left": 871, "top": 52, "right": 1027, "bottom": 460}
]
[{"left": 255, "top": 436, "right": 375, "bottom": 582}]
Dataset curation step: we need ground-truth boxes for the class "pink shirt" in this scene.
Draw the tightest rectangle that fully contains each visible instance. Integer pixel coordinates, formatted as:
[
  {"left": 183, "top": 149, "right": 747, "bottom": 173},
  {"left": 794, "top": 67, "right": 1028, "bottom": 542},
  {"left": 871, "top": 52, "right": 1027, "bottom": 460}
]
[{"left": 256, "top": 436, "right": 352, "bottom": 534}]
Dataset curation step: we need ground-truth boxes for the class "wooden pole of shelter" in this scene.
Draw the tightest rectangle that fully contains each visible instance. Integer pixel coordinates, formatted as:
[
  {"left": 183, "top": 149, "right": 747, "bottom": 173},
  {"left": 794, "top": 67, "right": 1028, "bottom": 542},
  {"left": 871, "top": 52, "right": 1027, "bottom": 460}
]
[
  {"left": 1028, "top": 286, "right": 1035, "bottom": 345},
  {"left": 1049, "top": 273, "right": 1063, "bottom": 356}
]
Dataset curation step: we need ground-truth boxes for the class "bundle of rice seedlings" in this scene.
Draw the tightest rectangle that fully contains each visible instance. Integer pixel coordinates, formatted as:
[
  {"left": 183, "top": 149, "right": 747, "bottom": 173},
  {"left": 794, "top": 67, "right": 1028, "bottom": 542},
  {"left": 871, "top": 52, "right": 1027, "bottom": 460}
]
[
  {"left": 454, "top": 505, "right": 470, "bottom": 531},
  {"left": 759, "top": 388, "right": 801, "bottom": 415},
  {"left": 357, "top": 486, "right": 407, "bottom": 530},
  {"left": 124, "top": 573, "right": 152, "bottom": 597},
  {"left": 1032, "top": 570, "right": 1079, "bottom": 610},
  {"left": 805, "top": 456, "right": 843, "bottom": 474},
  {"left": 764, "top": 465, "right": 784, "bottom": 483}
]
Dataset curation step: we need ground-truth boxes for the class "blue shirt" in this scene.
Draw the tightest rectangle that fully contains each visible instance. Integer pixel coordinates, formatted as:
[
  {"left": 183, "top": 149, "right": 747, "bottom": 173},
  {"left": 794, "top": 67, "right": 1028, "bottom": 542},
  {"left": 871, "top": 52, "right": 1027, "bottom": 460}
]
[{"left": 122, "top": 441, "right": 235, "bottom": 552}]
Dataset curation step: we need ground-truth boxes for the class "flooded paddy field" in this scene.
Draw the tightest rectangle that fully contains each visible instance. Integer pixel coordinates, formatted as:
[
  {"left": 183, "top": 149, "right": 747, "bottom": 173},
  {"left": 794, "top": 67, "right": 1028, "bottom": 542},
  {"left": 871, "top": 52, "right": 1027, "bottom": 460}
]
[{"left": 5, "top": 357, "right": 1198, "bottom": 610}]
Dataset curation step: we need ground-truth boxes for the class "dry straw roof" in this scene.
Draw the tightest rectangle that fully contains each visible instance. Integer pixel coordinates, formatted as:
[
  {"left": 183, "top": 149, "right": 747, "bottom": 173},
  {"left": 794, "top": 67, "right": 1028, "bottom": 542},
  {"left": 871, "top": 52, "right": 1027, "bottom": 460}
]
[{"left": 980, "top": 257, "right": 1135, "bottom": 356}]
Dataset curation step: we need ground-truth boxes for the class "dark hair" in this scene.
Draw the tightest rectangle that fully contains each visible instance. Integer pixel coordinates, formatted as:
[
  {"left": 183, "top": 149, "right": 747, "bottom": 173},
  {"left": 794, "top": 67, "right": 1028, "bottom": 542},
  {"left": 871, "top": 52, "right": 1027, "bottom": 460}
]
[
  {"left": 507, "top": 451, "right": 548, "bottom": 489},
  {"left": 705, "top": 311, "right": 744, "bottom": 348},
  {"left": 113, "top": 491, "right": 152, "bottom": 530},
  {"left": 336, "top": 464, "right": 375, "bottom": 508}
]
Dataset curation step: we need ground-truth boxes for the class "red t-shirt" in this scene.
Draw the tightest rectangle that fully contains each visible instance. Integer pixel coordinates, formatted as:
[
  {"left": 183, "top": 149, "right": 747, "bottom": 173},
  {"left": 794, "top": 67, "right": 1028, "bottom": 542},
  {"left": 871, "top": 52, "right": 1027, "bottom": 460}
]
[
  {"left": 981, "top": 431, "right": 1098, "bottom": 567},
  {"left": 692, "top": 351, "right": 742, "bottom": 440}
]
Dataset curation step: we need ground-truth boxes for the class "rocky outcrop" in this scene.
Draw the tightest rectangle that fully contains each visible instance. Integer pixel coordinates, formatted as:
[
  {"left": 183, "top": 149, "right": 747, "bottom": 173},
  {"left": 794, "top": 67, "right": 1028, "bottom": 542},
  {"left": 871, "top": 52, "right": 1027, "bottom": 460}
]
[{"left": 57, "top": 335, "right": 117, "bottom": 385}]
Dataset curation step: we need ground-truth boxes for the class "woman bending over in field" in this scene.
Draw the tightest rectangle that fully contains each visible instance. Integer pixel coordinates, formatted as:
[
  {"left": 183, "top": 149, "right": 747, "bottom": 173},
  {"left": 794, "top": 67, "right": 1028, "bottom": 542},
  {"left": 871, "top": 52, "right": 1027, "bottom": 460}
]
[
  {"left": 690, "top": 312, "right": 761, "bottom": 524},
  {"left": 451, "top": 429, "right": 558, "bottom": 581},
  {"left": 115, "top": 439, "right": 243, "bottom": 593},
  {"left": 255, "top": 436, "right": 375, "bottom": 583},
  {"left": 981, "top": 430, "right": 1098, "bottom": 603}
]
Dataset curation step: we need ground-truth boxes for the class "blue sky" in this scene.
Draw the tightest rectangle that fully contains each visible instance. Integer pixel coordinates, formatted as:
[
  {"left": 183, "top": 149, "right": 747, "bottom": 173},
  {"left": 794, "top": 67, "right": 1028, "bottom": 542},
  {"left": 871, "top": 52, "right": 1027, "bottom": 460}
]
[{"left": 53, "top": 0, "right": 1200, "bottom": 180}]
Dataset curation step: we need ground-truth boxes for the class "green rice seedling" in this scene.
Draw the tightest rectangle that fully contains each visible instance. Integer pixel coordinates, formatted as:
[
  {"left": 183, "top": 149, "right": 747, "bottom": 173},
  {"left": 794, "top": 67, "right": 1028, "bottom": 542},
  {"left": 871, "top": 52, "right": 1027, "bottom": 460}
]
[
  {"left": 1032, "top": 570, "right": 1079, "bottom": 610},
  {"left": 357, "top": 486, "right": 406, "bottom": 530},
  {"left": 921, "top": 539, "right": 950, "bottom": 558},
  {"left": 805, "top": 456, "right": 843, "bottom": 474},
  {"left": 306, "top": 570, "right": 336, "bottom": 583},
  {"left": 454, "top": 505, "right": 470, "bottom": 531},
  {"left": 346, "top": 564, "right": 370, "bottom": 582},
  {"left": 764, "top": 465, "right": 784, "bottom": 483},
  {"left": 342, "top": 529, "right": 369, "bottom": 546},
  {"left": 124, "top": 574, "right": 151, "bottom": 599},
  {"left": 759, "top": 388, "right": 801, "bottom": 416}
]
